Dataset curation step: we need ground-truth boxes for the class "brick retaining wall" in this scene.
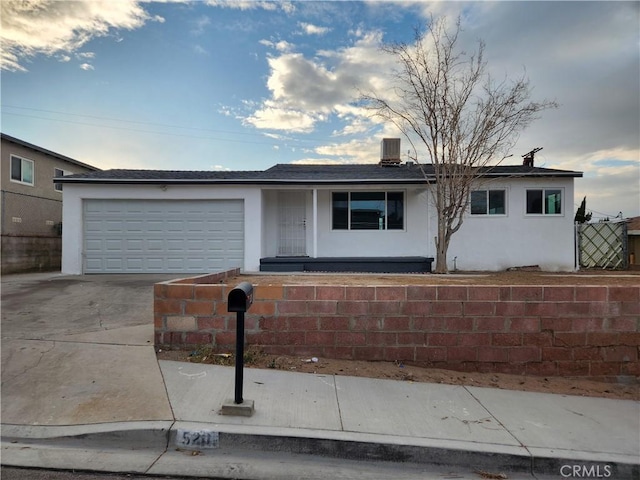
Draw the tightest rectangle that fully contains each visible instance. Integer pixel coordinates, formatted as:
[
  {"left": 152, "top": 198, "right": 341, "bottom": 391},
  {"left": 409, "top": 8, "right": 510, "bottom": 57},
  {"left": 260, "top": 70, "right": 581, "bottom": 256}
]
[{"left": 154, "top": 273, "right": 639, "bottom": 382}]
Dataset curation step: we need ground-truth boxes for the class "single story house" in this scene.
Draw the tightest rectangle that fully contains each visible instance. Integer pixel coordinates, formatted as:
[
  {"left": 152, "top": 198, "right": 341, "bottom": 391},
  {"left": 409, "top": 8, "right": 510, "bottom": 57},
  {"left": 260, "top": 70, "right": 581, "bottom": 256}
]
[{"left": 56, "top": 148, "right": 582, "bottom": 274}]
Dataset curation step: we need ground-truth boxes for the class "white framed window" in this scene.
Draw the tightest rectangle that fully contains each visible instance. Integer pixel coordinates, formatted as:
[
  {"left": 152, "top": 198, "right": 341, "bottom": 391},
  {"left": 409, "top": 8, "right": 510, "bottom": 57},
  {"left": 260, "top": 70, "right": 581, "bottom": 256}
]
[
  {"left": 332, "top": 191, "right": 405, "bottom": 230},
  {"left": 526, "top": 188, "right": 563, "bottom": 215},
  {"left": 54, "top": 168, "right": 70, "bottom": 191},
  {"left": 10, "top": 155, "right": 34, "bottom": 186},
  {"left": 470, "top": 189, "right": 506, "bottom": 215}
]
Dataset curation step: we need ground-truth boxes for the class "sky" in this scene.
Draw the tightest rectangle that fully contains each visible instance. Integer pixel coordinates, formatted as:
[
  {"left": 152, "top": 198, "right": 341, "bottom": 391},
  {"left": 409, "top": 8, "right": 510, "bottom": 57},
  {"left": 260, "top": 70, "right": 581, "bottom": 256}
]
[{"left": 1, "top": 0, "right": 639, "bottom": 220}]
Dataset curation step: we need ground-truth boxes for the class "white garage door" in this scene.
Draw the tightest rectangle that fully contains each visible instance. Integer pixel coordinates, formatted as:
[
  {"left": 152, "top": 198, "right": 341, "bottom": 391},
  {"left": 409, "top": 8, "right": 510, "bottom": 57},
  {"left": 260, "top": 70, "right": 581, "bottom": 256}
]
[{"left": 83, "top": 199, "right": 244, "bottom": 273}]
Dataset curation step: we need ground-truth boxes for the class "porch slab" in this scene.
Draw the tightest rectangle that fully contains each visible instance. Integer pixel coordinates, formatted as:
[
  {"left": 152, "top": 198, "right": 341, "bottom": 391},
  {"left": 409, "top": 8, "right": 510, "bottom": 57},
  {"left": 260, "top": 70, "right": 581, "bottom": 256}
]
[{"left": 259, "top": 256, "right": 433, "bottom": 273}]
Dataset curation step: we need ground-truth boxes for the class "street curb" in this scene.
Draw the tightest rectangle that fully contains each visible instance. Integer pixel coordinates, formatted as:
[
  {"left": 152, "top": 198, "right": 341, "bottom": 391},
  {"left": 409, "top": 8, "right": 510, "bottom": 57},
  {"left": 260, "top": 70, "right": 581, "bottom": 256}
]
[
  {"left": 4, "top": 421, "right": 637, "bottom": 478},
  {"left": 1, "top": 421, "right": 173, "bottom": 450}
]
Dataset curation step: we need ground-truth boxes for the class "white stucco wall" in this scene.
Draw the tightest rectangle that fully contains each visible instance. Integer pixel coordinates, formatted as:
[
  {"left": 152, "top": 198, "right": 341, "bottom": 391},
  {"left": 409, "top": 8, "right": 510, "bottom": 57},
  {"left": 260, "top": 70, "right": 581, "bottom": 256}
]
[
  {"left": 443, "top": 177, "right": 576, "bottom": 271},
  {"left": 62, "top": 176, "right": 577, "bottom": 274},
  {"left": 61, "top": 184, "right": 263, "bottom": 274},
  {"left": 314, "top": 187, "right": 430, "bottom": 257}
]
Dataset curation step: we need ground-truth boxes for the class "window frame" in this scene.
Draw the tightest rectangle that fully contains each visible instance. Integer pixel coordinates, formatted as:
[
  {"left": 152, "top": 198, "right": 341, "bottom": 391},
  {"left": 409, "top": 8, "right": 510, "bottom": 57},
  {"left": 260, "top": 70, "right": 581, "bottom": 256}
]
[
  {"left": 10, "top": 155, "right": 35, "bottom": 186},
  {"left": 331, "top": 190, "right": 405, "bottom": 231},
  {"left": 525, "top": 188, "right": 564, "bottom": 216},
  {"left": 470, "top": 189, "right": 507, "bottom": 216}
]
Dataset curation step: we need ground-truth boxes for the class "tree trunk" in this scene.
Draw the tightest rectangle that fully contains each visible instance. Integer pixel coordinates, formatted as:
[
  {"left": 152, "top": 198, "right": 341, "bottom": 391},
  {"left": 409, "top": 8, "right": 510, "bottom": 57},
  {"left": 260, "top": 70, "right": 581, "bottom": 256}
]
[{"left": 433, "top": 217, "right": 449, "bottom": 274}]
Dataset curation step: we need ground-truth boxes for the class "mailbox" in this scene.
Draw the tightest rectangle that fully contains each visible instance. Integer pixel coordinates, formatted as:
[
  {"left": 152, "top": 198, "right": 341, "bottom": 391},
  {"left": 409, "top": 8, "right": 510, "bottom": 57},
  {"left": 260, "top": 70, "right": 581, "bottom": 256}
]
[{"left": 228, "top": 282, "right": 254, "bottom": 313}]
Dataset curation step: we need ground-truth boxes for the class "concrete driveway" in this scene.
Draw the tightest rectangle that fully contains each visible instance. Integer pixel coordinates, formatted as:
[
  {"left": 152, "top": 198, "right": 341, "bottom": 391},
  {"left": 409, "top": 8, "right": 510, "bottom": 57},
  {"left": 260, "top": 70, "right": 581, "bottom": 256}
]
[
  {"left": 1, "top": 272, "right": 177, "bottom": 343},
  {"left": 1, "top": 272, "right": 177, "bottom": 426}
]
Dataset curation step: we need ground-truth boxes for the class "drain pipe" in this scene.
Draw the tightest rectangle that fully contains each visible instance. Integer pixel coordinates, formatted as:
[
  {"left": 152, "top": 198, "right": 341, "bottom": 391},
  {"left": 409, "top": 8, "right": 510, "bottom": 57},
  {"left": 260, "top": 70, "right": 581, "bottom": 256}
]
[{"left": 453, "top": 256, "right": 458, "bottom": 272}]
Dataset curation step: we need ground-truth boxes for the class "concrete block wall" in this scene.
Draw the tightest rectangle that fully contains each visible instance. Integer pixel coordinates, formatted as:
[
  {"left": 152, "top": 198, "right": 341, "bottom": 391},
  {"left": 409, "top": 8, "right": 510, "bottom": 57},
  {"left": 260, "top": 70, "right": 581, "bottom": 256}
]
[
  {"left": 154, "top": 274, "right": 639, "bottom": 382},
  {"left": 1, "top": 235, "right": 62, "bottom": 274}
]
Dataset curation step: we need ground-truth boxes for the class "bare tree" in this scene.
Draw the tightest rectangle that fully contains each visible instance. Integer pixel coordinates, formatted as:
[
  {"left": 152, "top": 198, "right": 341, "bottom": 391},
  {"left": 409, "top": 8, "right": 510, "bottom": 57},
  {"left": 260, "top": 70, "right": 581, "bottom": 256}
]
[{"left": 361, "top": 17, "right": 557, "bottom": 273}]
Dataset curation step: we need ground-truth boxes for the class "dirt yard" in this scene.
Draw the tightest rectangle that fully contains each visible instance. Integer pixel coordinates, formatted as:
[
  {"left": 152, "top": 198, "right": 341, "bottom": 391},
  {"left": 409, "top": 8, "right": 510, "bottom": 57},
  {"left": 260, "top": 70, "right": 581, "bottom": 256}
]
[
  {"left": 158, "top": 269, "right": 639, "bottom": 401},
  {"left": 158, "top": 346, "right": 638, "bottom": 401},
  {"left": 237, "top": 269, "right": 640, "bottom": 286}
]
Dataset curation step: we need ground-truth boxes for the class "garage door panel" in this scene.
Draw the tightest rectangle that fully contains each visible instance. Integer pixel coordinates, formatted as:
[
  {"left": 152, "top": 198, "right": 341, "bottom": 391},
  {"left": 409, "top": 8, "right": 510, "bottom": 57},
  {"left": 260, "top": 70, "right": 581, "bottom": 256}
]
[
  {"left": 104, "top": 220, "right": 124, "bottom": 232},
  {"left": 105, "top": 258, "right": 124, "bottom": 270},
  {"left": 146, "top": 258, "right": 165, "bottom": 270},
  {"left": 126, "top": 239, "right": 144, "bottom": 251},
  {"left": 146, "top": 220, "right": 164, "bottom": 232},
  {"left": 105, "top": 239, "right": 123, "bottom": 251},
  {"left": 125, "top": 258, "right": 144, "bottom": 270},
  {"left": 166, "top": 220, "right": 184, "bottom": 232},
  {"left": 147, "top": 239, "right": 164, "bottom": 251},
  {"left": 85, "top": 258, "right": 103, "bottom": 271},
  {"left": 85, "top": 238, "right": 103, "bottom": 251},
  {"left": 166, "top": 239, "right": 184, "bottom": 252},
  {"left": 84, "top": 199, "right": 244, "bottom": 273}
]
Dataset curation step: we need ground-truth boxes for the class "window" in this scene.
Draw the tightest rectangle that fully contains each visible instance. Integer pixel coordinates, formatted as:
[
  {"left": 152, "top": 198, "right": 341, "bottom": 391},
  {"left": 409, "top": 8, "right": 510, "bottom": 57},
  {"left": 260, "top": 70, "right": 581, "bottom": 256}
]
[
  {"left": 332, "top": 191, "right": 404, "bottom": 230},
  {"left": 10, "top": 155, "right": 34, "bottom": 185},
  {"left": 470, "top": 190, "right": 506, "bottom": 215},
  {"left": 54, "top": 168, "right": 68, "bottom": 191},
  {"left": 526, "top": 189, "right": 562, "bottom": 215}
]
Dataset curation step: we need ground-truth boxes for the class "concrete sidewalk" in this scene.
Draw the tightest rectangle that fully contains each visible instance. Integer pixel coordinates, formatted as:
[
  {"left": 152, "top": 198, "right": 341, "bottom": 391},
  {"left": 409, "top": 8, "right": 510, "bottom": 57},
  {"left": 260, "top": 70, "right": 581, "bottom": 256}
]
[
  {"left": 2, "top": 346, "right": 639, "bottom": 479},
  {"left": 1, "top": 273, "right": 638, "bottom": 479}
]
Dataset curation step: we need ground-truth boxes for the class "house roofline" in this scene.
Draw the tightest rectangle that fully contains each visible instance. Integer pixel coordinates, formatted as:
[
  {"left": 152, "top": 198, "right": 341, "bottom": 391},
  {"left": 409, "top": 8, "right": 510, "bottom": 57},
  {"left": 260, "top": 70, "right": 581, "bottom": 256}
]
[
  {"left": 55, "top": 170, "right": 582, "bottom": 185},
  {"left": 54, "top": 178, "right": 433, "bottom": 185},
  {"left": 1, "top": 133, "right": 100, "bottom": 171}
]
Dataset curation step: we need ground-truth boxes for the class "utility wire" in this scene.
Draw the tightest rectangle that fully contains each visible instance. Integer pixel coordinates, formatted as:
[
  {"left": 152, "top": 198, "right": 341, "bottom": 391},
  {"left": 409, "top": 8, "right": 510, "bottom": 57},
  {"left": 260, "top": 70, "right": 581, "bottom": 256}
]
[
  {"left": 2, "top": 111, "right": 291, "bottom": 147},
  {"left": 1, "top": 104, "right": 323, "bottom": 145}
]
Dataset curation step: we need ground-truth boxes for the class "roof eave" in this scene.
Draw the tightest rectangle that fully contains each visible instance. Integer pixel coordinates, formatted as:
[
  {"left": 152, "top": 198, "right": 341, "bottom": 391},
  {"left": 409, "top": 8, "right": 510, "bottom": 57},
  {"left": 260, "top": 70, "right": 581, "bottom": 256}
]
[
  {"left": 3, "top": 133, "right": 100, "bottom": 171},
  {"left": 482, "top": 172, "right": 583, "bottom": 178},
  {"left": 55, "top": 178, "right": 433, "bottom": 185}
]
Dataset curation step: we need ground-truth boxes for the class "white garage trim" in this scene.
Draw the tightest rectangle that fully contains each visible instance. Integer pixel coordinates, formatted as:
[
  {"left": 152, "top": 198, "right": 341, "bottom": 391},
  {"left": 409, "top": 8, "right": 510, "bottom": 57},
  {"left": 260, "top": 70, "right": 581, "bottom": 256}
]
[{"left": 83, "top": 199, "right": 244, "bottom": 273}]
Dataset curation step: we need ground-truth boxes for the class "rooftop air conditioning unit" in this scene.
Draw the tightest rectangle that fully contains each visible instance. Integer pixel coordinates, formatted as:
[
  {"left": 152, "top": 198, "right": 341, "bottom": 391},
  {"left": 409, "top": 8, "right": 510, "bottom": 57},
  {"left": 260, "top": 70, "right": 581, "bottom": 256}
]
[{"left": 380, "top": 138, "right": 401, "bottom": 166}]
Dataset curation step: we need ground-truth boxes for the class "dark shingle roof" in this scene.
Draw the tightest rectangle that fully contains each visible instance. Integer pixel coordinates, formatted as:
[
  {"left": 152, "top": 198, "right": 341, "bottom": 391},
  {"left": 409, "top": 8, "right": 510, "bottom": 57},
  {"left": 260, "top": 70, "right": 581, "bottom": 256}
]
[{"left": 55, "top": 163, "right": 582, "bottom": 185}]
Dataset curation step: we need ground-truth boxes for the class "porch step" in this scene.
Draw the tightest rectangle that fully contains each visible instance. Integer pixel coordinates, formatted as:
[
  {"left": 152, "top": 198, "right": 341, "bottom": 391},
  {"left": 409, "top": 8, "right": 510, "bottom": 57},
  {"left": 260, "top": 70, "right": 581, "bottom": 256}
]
[{"left": 259, "top": 257, "right": 433, "bottom": 273}]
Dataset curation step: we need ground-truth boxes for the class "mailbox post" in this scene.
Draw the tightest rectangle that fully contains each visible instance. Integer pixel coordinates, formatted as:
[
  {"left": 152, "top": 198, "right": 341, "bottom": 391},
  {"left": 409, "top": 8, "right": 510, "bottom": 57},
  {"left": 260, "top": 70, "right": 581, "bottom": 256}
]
[{"left": 222, "top": 282, "right": 255, "bottom": 416}]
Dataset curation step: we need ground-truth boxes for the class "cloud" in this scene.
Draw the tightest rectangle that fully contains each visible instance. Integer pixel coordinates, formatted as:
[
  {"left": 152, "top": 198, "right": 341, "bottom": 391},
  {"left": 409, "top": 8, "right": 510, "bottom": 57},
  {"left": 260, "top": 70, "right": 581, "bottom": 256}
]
[
  {"left": 291, "top": 158, "right": 346, "bottom": 165},
  {"left": 259, "top": 39, "right": 293, "bottom": 52},
  {"left": 243, "top": 100, "right": 322, "bottom": 133},
  {"left": 205, "top": 0, "right": 294, "bottom": 13},
  {"left": 298, "top": 22, "right": 330, "bottom": 36},
  {"left": 79, "top": 63, "right": 94, "bottom": 71},
  {"left": 211, "top": 164, "right": 231, "bottom": 171},
  {"left": 193, "top": 45, "right": 208, "bottom": 56},
  {"left": 241, "top": 30, "right": 391, "bottom": 132},
  {"left": 192, "top": 15, "right": 211, "bottom": 36},
  {"left": 0, "top": 0, "right": 162, "bottom": 71},
  {"left": 575, "top": 166, "right": 640, "bottom": 220}
]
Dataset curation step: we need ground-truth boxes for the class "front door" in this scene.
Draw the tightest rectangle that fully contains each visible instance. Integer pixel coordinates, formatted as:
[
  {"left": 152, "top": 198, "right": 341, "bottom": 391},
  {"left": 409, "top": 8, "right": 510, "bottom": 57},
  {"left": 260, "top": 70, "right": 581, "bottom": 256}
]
[{"left": 277, "top": 191, "right": 307, "bottom": 256}]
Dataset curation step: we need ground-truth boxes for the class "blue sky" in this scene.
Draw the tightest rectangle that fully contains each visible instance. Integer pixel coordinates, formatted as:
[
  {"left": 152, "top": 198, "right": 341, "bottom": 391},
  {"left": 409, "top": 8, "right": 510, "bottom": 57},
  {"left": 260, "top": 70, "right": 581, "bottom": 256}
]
[{"left": 2, "top": 0, "right": 639, "bottom": 219}]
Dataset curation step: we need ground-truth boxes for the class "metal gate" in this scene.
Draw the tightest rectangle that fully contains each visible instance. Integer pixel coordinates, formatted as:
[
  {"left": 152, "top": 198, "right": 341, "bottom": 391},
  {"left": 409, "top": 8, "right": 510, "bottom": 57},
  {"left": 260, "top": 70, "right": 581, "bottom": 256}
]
[
  {"left": 578, "top": 222, "right": 628, "bottom": 269},
  {"left": 277, "top": 191, "right": 307, "bottom": 256}
]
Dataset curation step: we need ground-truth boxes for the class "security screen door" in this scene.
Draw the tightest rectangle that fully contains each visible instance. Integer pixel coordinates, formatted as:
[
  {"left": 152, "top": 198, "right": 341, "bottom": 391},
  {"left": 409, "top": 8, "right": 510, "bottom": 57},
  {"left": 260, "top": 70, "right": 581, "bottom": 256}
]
[{"left": 277, "top": 191, "right": 307, "bottom": 256}]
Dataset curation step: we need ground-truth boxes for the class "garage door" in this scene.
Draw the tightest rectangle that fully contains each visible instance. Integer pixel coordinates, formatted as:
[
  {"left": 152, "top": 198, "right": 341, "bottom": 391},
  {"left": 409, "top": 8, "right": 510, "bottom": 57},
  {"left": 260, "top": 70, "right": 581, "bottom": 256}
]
[{"left": 83, "top": 199, "right": 244, "bottom": 273}]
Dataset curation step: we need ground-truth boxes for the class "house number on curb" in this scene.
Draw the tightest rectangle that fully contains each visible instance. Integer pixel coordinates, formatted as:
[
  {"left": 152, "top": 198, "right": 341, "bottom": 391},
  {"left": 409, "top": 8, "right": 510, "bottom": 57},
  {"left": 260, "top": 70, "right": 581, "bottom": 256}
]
[{"left": 176, "top": 428, "right": 220, "bottom": 449}]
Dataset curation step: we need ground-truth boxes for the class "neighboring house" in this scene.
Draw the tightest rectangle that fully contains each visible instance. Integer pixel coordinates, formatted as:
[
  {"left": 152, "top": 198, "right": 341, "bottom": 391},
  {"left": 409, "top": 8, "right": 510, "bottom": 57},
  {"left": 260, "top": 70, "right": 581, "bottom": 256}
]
[
  {"left": 627, "top": 216, "right": 640, "bottom": 268},
  {"left": 1, "top": 133, "right": 99, "bottom": 274},
  {"left": 57, "top": 145, "right": 582, "bottom": 275}
]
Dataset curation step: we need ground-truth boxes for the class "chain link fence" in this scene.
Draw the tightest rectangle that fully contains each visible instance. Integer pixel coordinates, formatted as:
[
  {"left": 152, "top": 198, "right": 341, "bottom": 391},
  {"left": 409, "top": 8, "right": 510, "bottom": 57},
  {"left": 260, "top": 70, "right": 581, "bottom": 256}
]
[{"left": 577, "top": 221, "right": 628, "bottom": 269}]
